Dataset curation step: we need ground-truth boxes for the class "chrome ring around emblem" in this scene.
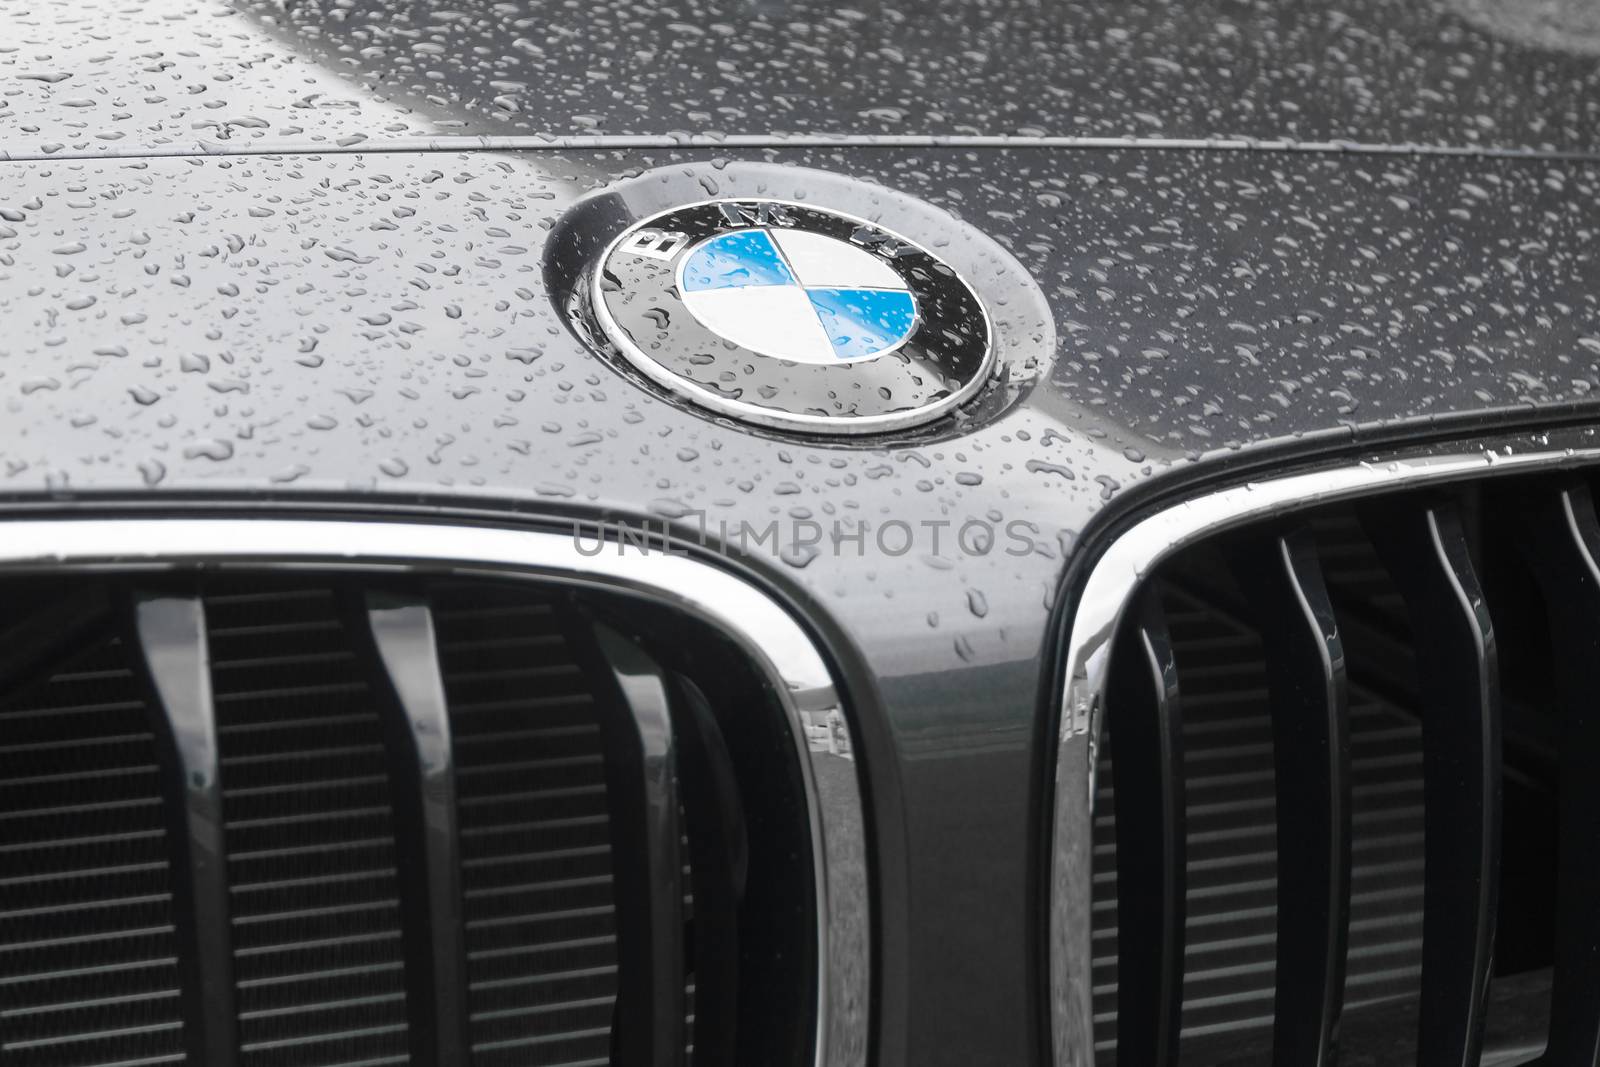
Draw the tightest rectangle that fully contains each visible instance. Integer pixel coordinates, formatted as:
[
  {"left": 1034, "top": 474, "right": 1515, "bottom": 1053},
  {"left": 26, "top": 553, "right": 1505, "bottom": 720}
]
[{"left": 588, "top": 198, "right": 996, "bottom": 435}]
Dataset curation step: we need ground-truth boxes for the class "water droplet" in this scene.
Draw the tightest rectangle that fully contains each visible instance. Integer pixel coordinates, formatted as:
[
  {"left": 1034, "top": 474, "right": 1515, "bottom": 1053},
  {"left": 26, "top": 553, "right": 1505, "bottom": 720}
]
[
  {"left": 1026, "top": 460, "right": 1076, "bottom": 480},
  {"left": 184, "top": 439, "right": 234, "bottom": 461}
]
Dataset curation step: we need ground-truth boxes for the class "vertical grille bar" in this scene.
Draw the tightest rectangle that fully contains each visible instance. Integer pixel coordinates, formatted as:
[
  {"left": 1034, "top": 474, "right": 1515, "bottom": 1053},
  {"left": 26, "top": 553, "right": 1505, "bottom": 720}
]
[
  {"left": 1230, "top": 528, "right": 1352, "bottom": 1067},
  {"left": 1518, "top": 485, "right": 1600, "bottom": 1067},
  {"left": 671, "top": 677, "right": 747, "bottom": 1065},
  {"left": 351, "top": 589, "right": 469, "bottom": 1066},
  {"left": 1363, "top": 501, "right": 1502, "bottom": 1067},
  {"left": 1108, "top": 587, "right": 1185, "bottom": 1067},
  {"left": 125, "top": 590, "right": 240, "bottom": 1067},
  {"left": 585, "top": 621, "right": 685, "bottom": 1067}
]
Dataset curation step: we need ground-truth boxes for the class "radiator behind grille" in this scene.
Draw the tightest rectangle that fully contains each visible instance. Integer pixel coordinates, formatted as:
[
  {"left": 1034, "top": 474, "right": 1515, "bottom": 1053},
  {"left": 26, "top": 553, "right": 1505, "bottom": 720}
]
[
  {"left": 208, "top": 586, "right": 412, "bottom": 1067},
  {"left": 1091, "top": 477, "right": 1584, "bottom": 1066},
  {"left": 0, "top": 631, "right": 186, "bottom": 1067},
  {"left": 431, "top": 582, "right": 619, "bottom": 1066},
  {"left": 0, "top": 572, "right": 799, "bottom": 1067}
]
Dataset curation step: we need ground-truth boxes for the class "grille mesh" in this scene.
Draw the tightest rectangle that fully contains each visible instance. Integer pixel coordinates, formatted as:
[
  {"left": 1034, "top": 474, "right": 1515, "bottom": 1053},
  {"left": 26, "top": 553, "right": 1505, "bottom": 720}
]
[
  {"left": 207, "top": 586, "right": 411, "bottom": 1067},
  {"left": 0, "top": 639, "right": 186, "bottom": 1067},
  {"left": 431, "top": 583, "right": 621, "bottom": 1066}
]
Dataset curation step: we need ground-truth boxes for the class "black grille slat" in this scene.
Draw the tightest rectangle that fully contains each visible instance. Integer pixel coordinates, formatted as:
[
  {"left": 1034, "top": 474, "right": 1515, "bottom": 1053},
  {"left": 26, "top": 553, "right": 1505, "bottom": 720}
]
[
  {"left": 584, "top": 623, "right": 686, "bottom": 1067},
  {"left": 670, "top": 677, "right": 745, "bottom": 1067},
  {"left": 125, "top": 592, "right": 240, "bottom": 1067},
  {"left": 1229, "top": 529, "right": 1352, "bottom": 1067},
  {"left": 1362, "top": 501, "right": 1502, "bottom": 1067},
  {"left": 350, "top": 590, "right": 469, "bottom": 1067},
  {"left": 1518, "top": 485, "right": 1600, "bottom": 1067},
  {"left": 1105, "top": 588, "right": 1185, "bottom": 1067}
]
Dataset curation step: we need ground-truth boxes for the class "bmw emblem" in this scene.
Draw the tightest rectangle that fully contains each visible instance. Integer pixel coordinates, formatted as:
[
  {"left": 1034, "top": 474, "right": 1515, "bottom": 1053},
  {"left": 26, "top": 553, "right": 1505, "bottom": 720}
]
[{"left": 589, "top": 198, "right": 995, "bottom": 434}]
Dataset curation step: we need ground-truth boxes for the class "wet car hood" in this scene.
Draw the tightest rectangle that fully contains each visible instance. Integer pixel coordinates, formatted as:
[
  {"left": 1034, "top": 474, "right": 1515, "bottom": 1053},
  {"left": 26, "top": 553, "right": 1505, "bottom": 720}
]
[
  {"left": 4, "top": 6, "right": 1600, "bottom": 1067},
  {"left": 5, "top": 0, "right": 1600, "bottom": 156},
  {"left": 3, "top": 147, "right": 1596, "bottom": 514}
]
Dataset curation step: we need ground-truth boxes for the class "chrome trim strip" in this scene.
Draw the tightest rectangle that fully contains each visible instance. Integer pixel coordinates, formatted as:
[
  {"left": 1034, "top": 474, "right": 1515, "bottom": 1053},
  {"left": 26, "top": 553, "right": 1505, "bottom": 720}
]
[
  {"left": 0, "top": 518, "right": 867, "bottom": 1067},
  {"left": 1049, "top": 445, "right": 1600, "bottom": 1067}
]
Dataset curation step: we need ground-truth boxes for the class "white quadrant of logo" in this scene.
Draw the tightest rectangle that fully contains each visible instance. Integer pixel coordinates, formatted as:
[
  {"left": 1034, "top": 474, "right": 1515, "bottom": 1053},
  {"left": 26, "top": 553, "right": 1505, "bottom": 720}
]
[{"left": 676, "top": 228, "right": 918, "bottom": 365}]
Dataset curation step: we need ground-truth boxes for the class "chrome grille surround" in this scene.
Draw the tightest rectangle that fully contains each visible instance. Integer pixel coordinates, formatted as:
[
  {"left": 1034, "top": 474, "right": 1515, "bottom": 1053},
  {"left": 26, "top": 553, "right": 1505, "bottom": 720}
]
[
  {"left": 1049, "top": 436, "right": 1600, "bottom": 1067},
  {"left": 0, "top": 517, "right": 870, "bottom": 1067}
]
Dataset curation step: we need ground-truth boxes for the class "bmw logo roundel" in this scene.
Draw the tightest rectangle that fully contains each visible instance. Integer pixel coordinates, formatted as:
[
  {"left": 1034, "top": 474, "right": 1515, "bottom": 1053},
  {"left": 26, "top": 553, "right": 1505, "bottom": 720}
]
[{"left": 589, "top": 198, "right": 994, "bottom": 434}]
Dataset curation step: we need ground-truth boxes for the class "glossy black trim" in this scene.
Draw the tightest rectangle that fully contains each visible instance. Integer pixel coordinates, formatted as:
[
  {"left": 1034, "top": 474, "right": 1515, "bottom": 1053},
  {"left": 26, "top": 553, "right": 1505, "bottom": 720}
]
[
  {"left": 671, "top": 674, "right": 748, "bottom": 1066},
  {"left": 348, "top": 589, "right": 469, "bottom": 1067},
  {"left": 0, "top": 586, "right": 112, "bottom": 695},
  {"left": 1518, "top": 485, "right": 1600, "bottom": 1067},
  {"left": 585, "top": 618, "right": 687, "bottom": 1067},
  {"left": 1362, "top": 501, "right": 1501, "bottom": 1067},
  {"left": 1231, "top": 528, "right": 1352, "bottom": 1067},
  {"left": 1106, "top": 587, "right": 1184, "bottom": 1067},
  {"left": 123, "top": 590, "right": 239, "bottom": 1067}
]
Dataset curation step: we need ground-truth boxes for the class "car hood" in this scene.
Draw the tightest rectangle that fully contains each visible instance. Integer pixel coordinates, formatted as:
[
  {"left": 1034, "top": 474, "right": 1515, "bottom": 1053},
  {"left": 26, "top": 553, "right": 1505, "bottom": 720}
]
[
  {"left": 5, "top": 0, "right": 1600, "bottom": 157},
  {"left": 2, "top": 143, "right": 1597, "bottom": 611}
]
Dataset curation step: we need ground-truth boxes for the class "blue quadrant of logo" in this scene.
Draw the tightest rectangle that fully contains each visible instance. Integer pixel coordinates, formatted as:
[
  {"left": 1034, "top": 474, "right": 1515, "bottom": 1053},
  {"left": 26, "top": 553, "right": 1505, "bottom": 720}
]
[
  {"left": 681, "top": 230, "right": 794, "bottom": 291},
  {"left": 806, "top": 289, "right": 918, "bottom": 360},
  {"left": 679, "top": 228, "right": 918, "bottom": 360}
]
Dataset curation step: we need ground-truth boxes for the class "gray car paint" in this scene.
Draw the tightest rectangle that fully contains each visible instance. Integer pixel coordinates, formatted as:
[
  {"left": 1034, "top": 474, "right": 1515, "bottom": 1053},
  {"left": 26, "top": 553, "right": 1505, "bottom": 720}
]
[
  {"left": 4, "top": 2, "right": 1600, "bottom": 1065},
  {"left": 6, "top": 0, "right": 1600, "bottom": 156}
]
